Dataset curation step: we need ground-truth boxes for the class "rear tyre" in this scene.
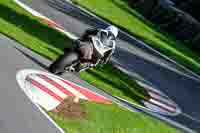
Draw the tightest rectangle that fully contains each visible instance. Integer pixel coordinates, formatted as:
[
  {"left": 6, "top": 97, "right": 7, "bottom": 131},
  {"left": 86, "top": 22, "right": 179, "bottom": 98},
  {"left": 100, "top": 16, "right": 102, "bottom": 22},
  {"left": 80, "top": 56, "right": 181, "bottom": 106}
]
[{"left": 49, "top": 51, "right": 79, "bottom": 75}]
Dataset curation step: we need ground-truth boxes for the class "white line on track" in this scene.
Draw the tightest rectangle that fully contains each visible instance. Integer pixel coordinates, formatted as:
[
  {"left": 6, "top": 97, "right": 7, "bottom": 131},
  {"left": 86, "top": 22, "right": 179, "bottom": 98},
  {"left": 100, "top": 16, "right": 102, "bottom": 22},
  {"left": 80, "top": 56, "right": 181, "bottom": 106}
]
[
  {"left": 14, "top": 0, "right": 77, "bottom": 40},
  {"left": 149, "top": 99, "right": 176, "bottom": 112}
]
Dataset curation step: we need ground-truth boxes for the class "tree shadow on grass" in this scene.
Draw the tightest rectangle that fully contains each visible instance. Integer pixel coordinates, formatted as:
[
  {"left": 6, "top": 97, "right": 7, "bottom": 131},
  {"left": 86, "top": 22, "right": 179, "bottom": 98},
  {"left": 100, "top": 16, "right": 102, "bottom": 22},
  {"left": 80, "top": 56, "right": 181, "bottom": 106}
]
[
  {"left": 96, "top": 64, "right": 149, "bottom": 97},
  {"left": 0, "top": 4, "right": 72, "bottom": 55}
]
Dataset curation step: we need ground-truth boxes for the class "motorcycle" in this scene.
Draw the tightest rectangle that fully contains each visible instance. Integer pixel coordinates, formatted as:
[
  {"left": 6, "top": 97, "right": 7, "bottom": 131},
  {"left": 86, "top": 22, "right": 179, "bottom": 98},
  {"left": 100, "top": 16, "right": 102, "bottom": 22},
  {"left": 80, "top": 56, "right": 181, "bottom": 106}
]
[{"left": 48, "top": 35, "right": 114, "bottom": 75}]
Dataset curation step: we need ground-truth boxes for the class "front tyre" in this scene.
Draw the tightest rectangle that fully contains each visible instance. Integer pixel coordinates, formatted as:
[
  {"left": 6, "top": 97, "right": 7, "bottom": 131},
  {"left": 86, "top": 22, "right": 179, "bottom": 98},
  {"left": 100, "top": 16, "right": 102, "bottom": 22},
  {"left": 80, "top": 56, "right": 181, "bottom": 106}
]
[{"left": 49, "top": 51, "right": 79, "bottom": 75}]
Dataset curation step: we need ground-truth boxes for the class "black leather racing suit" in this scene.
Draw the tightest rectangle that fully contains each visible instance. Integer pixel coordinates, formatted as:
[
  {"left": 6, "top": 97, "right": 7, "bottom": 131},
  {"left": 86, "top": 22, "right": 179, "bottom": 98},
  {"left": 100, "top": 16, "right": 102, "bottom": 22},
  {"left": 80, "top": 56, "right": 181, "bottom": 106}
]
[{"left": 74, "top": 28, "right": 116, "bottom": 64}]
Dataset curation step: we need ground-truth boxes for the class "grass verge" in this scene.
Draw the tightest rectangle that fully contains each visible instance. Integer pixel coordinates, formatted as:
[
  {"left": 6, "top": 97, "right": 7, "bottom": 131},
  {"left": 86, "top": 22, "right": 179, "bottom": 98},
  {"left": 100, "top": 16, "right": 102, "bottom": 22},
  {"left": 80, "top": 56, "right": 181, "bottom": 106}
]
[
  {"left": 72, "top": 0, "right": 200, "bottom": 75},
  {"left": 48, "top": 100, "right": 181, "bottom": 133},
  {"left": 80, "top": 64, "right": 148, "bottom": 104},
  {"left": 0, "top": 0, "right": 181, "bottom": 132}
]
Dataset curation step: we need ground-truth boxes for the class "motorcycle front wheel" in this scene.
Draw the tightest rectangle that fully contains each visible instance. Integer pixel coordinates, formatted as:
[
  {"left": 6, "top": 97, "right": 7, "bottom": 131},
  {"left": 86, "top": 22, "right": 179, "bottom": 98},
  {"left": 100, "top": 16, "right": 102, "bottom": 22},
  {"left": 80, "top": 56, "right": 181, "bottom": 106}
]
[{"left": 49, "top": 51, "right": 79, "bottom": 75}]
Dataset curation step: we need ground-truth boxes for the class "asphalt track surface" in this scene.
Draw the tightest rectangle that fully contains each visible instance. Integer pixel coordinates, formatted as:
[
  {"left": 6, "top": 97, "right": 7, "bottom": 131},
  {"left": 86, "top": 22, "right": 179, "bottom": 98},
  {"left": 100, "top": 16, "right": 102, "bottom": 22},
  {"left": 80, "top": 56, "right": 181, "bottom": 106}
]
[
  {"left": 13, "top": 0, "right": 200, "bottom": 132},
  {"left": 0, "top": 35, "right": 62, "bottom": 133}
]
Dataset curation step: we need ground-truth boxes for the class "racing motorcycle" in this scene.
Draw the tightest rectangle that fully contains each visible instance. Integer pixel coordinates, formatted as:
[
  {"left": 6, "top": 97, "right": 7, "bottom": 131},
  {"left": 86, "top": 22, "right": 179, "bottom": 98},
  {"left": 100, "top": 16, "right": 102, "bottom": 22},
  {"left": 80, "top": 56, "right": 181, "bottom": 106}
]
[{"left": 49, "top": 35, "right": 113, "bottom": 75}]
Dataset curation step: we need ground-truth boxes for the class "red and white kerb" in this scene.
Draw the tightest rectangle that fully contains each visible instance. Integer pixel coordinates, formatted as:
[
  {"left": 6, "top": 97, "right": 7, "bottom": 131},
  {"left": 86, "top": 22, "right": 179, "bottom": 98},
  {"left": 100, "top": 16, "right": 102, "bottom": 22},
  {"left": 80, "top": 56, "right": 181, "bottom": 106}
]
[
  {"left": 16, "top": 70, "right": 111, "bottom": 111},
  {"left": 137, "top": 81, "right": 181, "bottom": 116}
]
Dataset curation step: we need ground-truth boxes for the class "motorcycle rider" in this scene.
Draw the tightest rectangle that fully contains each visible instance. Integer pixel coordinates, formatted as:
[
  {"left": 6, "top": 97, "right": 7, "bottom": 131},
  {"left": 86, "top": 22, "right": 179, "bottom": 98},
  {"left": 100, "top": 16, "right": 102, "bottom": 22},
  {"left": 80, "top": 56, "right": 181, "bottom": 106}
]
[{"left": 73, "top": 25, "right": 119, "bottom": 66}]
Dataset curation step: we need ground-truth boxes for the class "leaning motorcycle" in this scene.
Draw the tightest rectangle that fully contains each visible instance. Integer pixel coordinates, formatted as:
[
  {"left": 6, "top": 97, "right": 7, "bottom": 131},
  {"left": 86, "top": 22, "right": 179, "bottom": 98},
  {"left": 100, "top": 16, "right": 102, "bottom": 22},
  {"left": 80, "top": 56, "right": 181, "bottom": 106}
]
[{"left": 48, "top": 36, "right": 113, "bottom": 75}]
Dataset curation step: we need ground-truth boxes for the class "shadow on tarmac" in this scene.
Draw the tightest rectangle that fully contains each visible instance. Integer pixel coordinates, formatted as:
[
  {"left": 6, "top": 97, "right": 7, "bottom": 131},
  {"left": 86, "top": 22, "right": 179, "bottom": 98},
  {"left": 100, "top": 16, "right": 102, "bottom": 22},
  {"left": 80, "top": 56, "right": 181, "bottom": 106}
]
[{"left": 14, "top": 46, "right": 50, "bottom": 70}]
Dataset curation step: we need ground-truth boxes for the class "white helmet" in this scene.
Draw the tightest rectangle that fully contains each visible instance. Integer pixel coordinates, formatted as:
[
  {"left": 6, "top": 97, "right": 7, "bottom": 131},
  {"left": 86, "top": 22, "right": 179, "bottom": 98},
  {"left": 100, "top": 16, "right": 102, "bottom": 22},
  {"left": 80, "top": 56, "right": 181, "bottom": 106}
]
[{"left": 105, "top": 25, "right": 118, "bottom": 38}]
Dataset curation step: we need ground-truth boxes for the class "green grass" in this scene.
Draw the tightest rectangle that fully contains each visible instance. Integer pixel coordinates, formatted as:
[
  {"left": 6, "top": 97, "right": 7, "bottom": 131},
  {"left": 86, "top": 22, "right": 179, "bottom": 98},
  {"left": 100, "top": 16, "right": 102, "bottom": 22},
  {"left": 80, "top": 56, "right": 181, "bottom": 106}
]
[
  {"left": 48, "top": 100, "right": 181, "bottom": 133},
  {"left": 80, "top": 64, "right": 149, "bottom": 104},
  {"left": 0, "top": 0, "right": 181, "bottom": 132},
  {"left": 72, "top": 0, "right": 200, "bottom": 75},
  {"left": 0, "top": 0, "right": 72, "bottom": 60}
]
